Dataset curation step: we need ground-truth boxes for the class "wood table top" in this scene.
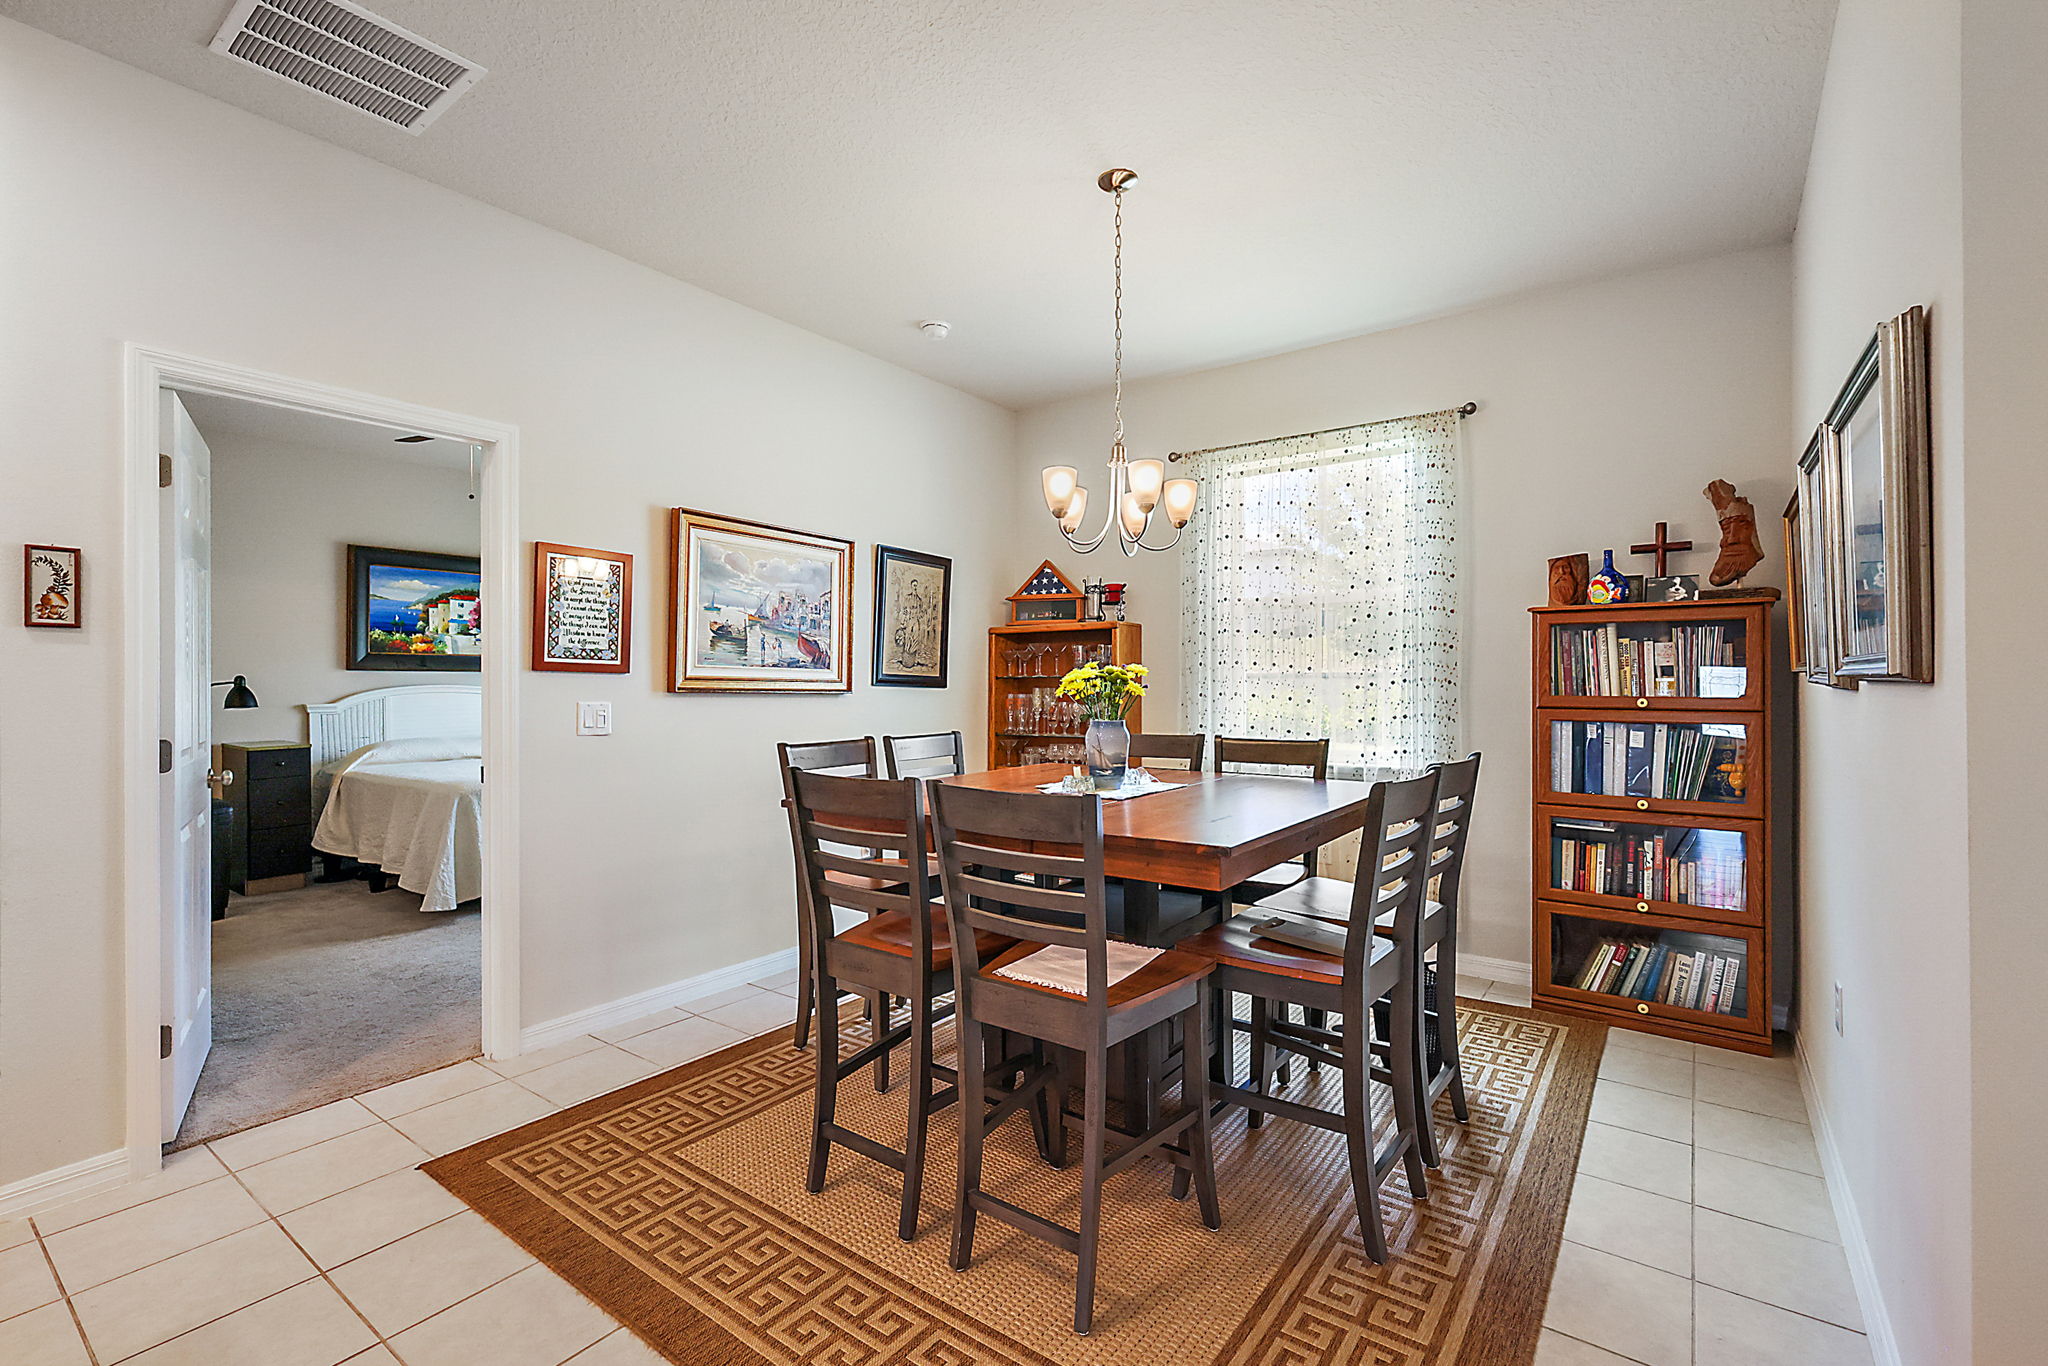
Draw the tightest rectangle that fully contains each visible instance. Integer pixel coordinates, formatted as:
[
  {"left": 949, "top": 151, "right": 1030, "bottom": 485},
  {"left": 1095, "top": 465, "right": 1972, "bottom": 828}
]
[{"left": 936, "top": 763, "right": 1378, "bottom": 891}]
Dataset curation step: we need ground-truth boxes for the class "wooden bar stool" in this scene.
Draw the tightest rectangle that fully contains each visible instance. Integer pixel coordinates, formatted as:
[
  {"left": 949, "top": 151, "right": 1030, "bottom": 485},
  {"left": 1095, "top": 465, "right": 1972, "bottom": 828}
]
[
  {"left": 1181, "top": 770, "right": 1438, "bottom": 1263},
  {"left": 931, "top": 782, "right": 1221, "bottom": 1336},
  {"left": 788, "top": 769, "right": 1030, "bottom": 1242},
  {"left": 1127, "top": 732, "right": 1206, "bottom": 770},
  {"left": 778, "top": 737, "right": 880, "bottom": 1054},
  {"left": 883, "top": 730, "right": 966, "bottom": 779},
  {"left": 1253, "top": 753, "right": 1483, "bottom": 1166}
]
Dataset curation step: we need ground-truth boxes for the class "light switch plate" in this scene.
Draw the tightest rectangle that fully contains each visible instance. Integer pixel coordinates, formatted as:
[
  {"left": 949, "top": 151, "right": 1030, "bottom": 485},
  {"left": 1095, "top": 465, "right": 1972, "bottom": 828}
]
[{"left": 577, "top": 701, "right": 613, "bottom": 736}]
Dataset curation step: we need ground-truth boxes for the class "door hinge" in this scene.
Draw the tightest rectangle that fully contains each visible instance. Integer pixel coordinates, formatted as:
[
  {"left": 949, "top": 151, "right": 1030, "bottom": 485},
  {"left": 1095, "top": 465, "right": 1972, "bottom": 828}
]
[
  {"left": 160, "top": 1025, "right": 174, "bottom": 1059},
  {"left": 159, "top": 739, "right": 173, "bottom": 774},
  {"left": 159, "top": 453, "right": 173, "bottom": 488}
]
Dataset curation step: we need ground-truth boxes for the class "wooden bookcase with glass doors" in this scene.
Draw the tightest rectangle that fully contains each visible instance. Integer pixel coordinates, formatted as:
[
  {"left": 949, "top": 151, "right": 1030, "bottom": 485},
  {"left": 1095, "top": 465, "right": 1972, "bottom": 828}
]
[
  {"left": 1530, "top": 595, "right": 1783, "bottom": 1055},
  {"left": 986, "top": 622, "right": 1142, "bottom": 770}
]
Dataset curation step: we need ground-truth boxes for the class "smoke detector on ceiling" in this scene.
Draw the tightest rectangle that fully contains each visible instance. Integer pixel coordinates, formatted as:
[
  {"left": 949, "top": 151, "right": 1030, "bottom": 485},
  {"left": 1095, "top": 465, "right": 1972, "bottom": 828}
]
[
  {"left": 918, "top": 320, "right": 952, "bottom": 340},
  {"left": 209, "top": 0, "right": 486, "bottom": 135}
]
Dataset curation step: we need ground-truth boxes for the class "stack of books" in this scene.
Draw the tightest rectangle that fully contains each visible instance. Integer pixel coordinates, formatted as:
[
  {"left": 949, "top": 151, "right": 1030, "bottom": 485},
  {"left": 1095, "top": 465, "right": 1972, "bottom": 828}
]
[
  {"left": 1550, "top": 719, "right": 1746, "bottom": 802},
  {"left": 1552, "top": 817, "right": 1745, "bottom": 908},
  {"left": 1568, "top": 932, "right": 1748, "bottom": 1016},
  {"left": 1552, "top": 622, "right": 1745, "bottom": 698}
]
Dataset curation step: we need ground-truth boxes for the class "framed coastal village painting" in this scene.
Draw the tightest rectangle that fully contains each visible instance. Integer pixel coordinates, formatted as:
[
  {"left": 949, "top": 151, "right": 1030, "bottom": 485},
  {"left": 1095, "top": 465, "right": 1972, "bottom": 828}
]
[
  {"left": 668, "top": 508, "right": 853, "bottom": 694},
  {"left": 871, "top": 544, "right": 951, "bottom": 688},
  {"left": 346, "top": 545, "right": 482, "bottom": 671},
  {"left": 532, "top": 541, "right": 633, "bottom": 673}
]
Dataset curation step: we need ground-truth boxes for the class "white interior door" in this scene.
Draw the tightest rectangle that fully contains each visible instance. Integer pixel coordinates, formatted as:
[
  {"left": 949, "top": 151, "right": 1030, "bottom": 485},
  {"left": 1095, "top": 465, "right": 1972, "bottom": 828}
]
[{"left": 160, "top": 390, "right": 213, "bottom": 1140}]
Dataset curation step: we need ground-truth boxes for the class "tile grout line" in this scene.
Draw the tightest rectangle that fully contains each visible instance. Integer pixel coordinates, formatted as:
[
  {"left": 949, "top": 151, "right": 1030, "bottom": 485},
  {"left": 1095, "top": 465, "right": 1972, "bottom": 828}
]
[{"left": 30, "top": 1224, "right": 104, "bottom": 1366}]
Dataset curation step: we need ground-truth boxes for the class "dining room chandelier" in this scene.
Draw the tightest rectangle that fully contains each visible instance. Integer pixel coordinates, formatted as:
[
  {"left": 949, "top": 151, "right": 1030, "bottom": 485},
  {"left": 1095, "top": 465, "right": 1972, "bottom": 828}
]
[{"left": 1039, "top": 168, "right": 1198, "bottom": 555}]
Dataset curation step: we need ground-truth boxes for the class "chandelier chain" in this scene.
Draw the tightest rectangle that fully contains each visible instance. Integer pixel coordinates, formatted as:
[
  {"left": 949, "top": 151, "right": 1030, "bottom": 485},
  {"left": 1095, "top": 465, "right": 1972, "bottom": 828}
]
[{"left": 1112, "top": 184, "right": 1124, "bottom": 450}]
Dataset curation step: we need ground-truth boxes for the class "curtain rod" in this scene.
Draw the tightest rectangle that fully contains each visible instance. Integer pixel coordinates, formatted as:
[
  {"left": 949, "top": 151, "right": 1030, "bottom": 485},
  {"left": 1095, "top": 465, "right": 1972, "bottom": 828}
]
[{"left": 1166, "top": 402, "right": 1478, "bottom": 463}]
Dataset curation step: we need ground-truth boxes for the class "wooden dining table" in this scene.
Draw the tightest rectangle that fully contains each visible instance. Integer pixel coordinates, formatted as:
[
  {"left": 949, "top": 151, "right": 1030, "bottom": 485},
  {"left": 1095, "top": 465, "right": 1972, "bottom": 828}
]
[{"left": 935, "top": 762, "right": 1383, "bottom": 1130}]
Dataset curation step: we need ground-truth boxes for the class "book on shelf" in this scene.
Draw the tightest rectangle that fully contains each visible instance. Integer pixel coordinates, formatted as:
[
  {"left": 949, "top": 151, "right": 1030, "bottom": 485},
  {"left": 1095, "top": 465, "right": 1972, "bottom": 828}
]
[
  {"left": 1551, "top": 821, "right": 1744, "bottom": 909},
  {"left": 1549, "top": 719, "right": 1747, "bottom": 803},
  {"left": 1562, "top": 930, "right": 1749, "bottom": 1016},
  {"left": 1551, "top": 621, "right": 1746, "bottom": 698}
]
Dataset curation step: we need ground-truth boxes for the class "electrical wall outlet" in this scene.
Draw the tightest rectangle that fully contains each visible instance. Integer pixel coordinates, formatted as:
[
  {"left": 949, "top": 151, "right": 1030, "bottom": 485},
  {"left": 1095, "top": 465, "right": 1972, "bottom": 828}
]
[
  {"left": 1833, "top": 981, "right": 1844, "bottom": 1035},
  {"left": 576, "top": 701, "right": 613, "bottom": 736}
]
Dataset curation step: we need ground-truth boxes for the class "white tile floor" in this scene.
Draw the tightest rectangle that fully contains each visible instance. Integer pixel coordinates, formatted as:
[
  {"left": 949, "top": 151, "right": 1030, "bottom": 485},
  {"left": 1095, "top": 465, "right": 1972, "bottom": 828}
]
[{"left": 1, "top": 970, "right": 1868, "bottom": 1366}]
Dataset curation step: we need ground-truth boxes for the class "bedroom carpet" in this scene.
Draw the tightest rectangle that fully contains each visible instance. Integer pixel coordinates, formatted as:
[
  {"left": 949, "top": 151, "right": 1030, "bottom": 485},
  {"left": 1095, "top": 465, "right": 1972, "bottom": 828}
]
[{"left": 173, "top": 880, "right": 481, "bottom": 1150}]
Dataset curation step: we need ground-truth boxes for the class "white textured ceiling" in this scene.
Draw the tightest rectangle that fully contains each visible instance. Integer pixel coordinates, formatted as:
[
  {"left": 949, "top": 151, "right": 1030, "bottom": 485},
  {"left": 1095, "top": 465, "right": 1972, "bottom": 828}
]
[{"left": 8, "top": 1, "right": 1837, "bottom": 407}]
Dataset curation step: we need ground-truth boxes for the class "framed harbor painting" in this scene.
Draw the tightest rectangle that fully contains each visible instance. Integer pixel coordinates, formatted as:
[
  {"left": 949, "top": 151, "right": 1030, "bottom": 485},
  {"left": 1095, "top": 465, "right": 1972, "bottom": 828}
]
[
  {"left": 346, "top": 545, "right": 482, "bottom": 671},
  {"left": 668, "top": 508, "right": 853, "bottom": 693},
  {"left": 532, "top": 542, "right": 632, "bottom": 673},
  {"left": 871, "top": 544, "right": 951, "bottom": 688},
  {"left": 1823, "top": 305, "right": 1934, "bottom": 683}
]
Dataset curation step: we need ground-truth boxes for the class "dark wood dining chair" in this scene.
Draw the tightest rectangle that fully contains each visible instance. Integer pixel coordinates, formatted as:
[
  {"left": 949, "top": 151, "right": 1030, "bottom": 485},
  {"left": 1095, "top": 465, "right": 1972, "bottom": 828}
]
[
  {"left": 930, "top": 781, "right": 1221, "bottom": 1336},
  {"left": 1211, "top": 737, "right": 1331, "bottom": 899},
  {"left": 789, "top": 769, "right": 1032, "bottom": 1242},
  {"left": 778, "top": 737, "right": 882, "bottom": 1057},
  {"left": 883, "top": 730, "right": 966, "bottom": 779},
  {"left": 1127, "top": 732, "right": 1206, "bottom": 770},
  {"left": 1180, "top": 770, "right": 1438, "bottom": 1264},
  {"left": 1251, "top": 753, "right": 1482, "bottom": 1166}
]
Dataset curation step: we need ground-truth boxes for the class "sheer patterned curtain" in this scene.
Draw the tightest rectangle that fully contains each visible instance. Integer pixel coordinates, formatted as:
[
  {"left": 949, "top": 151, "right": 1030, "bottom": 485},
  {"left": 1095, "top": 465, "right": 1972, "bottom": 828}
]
[{"left": 1180, "top": 409, "right": 1462, "bottom": 783}]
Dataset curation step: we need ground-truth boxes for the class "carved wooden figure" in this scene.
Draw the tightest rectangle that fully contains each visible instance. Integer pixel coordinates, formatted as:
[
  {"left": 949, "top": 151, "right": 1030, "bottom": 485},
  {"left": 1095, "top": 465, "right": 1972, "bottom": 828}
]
[
  {"left": 1704, "top": 479, "right": 1765, "bottom": 586},
  {"left": 1547, "top": 554, "right": 1589, "bottom": 607}
]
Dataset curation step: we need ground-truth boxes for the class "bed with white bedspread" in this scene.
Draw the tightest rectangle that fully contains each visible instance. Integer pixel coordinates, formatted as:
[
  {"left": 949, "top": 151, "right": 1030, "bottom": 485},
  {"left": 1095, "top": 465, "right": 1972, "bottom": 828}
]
[{"left": 306, "top": 686, "right": 482, "bottom": 913}]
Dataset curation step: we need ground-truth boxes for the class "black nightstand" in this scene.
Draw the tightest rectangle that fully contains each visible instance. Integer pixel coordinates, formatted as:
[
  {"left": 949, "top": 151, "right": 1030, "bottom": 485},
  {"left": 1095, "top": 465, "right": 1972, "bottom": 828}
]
[{"left": 219, "top": 742, "right": 311, "bottom": 894}]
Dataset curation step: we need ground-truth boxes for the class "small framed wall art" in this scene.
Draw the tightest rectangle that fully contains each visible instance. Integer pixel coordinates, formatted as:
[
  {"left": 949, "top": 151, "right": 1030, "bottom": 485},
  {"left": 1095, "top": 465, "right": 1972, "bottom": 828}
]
[
  {"left": 668, "top": 508, "right": 853, "bottom": 694},
  {"left": 346, "top": 545, "right": 483, "bottom": 671},
  {"left": 532, "top": 542, "right": 633, "bottom": 673},
  {"left": 872, "top": 545, "right": 951, "bottom": 688},
  {"left": 24, "top": 544, "right": 81, "bottom": 628}
]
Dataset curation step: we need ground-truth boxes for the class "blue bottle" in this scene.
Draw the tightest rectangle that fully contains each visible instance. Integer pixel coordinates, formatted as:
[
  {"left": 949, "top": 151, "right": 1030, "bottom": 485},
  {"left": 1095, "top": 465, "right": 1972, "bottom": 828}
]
[{"left": 1588, "top": 549, "right": 1630, "bottom": 604}]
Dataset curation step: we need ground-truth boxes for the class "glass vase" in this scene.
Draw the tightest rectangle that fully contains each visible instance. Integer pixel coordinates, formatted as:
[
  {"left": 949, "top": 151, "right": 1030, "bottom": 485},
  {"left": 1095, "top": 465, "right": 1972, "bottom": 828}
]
[{"left": 1085, "top": 718, "right": 1129, "bottom": 791}]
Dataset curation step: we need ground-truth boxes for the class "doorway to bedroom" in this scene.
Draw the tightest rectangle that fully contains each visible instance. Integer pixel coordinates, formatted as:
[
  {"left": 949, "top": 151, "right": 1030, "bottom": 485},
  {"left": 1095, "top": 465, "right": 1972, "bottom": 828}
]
[{"left": 163, "top": 387, "right": 489, "bottom": 1150}]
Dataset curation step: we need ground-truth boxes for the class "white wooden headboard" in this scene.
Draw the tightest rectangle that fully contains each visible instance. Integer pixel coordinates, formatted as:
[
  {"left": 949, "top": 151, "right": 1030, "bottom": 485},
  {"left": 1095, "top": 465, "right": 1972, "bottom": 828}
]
[{"left": 305, "top": 685, "right": 483, "bottom": 770}]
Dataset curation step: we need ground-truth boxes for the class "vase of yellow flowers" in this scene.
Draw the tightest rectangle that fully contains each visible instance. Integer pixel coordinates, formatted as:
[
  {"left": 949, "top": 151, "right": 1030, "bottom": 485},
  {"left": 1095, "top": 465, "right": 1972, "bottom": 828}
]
[{"left": 1055, "top": 661, "right": 1147, "bottom": 790}]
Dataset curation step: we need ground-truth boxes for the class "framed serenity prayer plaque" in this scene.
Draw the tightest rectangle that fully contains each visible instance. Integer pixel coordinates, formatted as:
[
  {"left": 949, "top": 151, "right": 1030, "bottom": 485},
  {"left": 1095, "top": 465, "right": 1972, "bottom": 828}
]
[{"left": 533, "top": 542, "right": 633, "bottom": 673}]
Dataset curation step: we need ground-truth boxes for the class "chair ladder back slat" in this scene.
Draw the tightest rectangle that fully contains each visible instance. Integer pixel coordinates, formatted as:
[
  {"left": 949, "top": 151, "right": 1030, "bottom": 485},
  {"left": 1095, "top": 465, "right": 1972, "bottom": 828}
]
[
  {"left": 790, "top": 769, "right": 936, "bottom": 963},
  {"left": 883, "top": 731, "right": 966, "bottom": 780}
]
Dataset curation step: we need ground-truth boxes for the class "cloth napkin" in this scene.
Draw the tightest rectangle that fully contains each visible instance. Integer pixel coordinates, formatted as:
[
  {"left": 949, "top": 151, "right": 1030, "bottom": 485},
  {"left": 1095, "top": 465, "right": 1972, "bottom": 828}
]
[{"left": 992, "top": 941, "right": 1164, "bottom": 996}]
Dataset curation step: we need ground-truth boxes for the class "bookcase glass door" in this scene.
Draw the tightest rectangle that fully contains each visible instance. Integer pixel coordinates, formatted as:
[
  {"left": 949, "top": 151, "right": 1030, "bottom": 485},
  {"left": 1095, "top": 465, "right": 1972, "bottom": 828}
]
[
  {"left": 1546, "top": 814, "right": 1749, "bottom": 916},
  {"left": 1548, "top": 614, "right": 1752, "bottom": 701},
  {"left": 1543, "top": 715, "right": 1756, "bottom": 813},
  {"left": 1545, "top": 907, "right": 1754, "bottom": 1024}
]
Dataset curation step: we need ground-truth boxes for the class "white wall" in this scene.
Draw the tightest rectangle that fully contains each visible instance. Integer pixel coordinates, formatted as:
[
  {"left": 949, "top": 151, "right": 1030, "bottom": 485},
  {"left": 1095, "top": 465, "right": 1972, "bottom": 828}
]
[
  {"left": 1013, "top": 245, "right": 1795, "bottom": 969},
  {"left": 208, "top": 432, "right": 482, "bottom": 748},
  {"left": 1791, "top": 2, "right": 1973, "bottom": 1360},
  {"left": 1958, "top": 2, "right": 2048, "bottom": 1355},
  {"left": 0, "top": 20, "right": 1011, "bottom": 1188}
]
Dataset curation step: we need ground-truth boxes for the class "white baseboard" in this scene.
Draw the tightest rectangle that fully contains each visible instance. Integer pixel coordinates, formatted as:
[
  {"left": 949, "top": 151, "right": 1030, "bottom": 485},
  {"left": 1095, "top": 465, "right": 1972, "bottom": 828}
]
[
  {"left": 0, "top": 1149, "right": 126, "bottom": 1220},
  {"left": 516, "top": 947, "right": 801, "bottom": 1055},
  {"left": 1793, "top": 1035, "right": 1902, "bottom": 1366},
  {"left": 1459, "top": 953, "right": 1531, "bottom": 988}
]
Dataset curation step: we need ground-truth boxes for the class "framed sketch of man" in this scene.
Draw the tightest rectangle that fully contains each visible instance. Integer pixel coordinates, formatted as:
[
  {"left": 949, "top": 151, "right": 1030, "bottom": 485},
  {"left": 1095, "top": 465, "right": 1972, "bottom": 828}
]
[
  {"left": 532, "top": 542, "right": 632, "bottom": 673},
  {"left": 872, "top": 545, "right": 952, "bottom": 688}
]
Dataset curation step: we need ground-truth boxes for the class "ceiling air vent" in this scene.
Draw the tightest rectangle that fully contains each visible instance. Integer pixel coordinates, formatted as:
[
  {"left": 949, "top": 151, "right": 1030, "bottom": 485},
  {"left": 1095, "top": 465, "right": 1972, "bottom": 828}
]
[{"left": 209, "top": 0, "right": 485, "bottom": 134}]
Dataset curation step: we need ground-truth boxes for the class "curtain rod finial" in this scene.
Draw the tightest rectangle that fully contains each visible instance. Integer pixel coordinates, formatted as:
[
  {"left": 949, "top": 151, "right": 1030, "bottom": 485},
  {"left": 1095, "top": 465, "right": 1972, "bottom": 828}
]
[{"left": 1456, "top": 402, "right": 1478, "bottom": 418}]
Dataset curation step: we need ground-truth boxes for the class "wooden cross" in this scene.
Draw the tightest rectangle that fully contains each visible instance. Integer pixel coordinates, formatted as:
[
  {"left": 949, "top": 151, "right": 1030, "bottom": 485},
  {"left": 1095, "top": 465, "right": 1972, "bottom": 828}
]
[{"left": 1629, "top": 521, "right": 1694, "bottom": 576}]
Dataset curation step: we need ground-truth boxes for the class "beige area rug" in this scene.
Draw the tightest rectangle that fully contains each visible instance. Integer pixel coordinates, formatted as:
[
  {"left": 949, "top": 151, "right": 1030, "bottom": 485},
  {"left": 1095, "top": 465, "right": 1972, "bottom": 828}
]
[
  {"left": 174, "top": 881, "right": 480, "bottom": 1149},
  {"left": 425, "top": 997, "right": 1603, "bottom": 1365}
]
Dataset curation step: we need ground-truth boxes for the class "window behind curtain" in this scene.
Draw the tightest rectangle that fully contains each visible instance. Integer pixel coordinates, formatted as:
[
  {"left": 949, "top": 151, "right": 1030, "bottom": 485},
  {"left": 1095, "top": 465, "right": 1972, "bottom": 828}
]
[{"left": 1179, "top": 410, "right": 1462, "bottom": 782}]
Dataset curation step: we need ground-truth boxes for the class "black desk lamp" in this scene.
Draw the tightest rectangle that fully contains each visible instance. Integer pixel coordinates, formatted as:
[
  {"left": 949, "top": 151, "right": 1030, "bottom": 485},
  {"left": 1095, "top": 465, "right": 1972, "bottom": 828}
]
[{"left": 211, "top": 675, "right": 259, "bottom": 709}]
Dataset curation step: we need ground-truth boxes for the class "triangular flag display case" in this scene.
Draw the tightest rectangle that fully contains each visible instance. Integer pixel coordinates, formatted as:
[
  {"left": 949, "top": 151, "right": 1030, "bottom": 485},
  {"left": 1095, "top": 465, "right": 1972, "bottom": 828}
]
[{"left": 1005, "top": 559, "right": 1087, "bottom": 624}]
